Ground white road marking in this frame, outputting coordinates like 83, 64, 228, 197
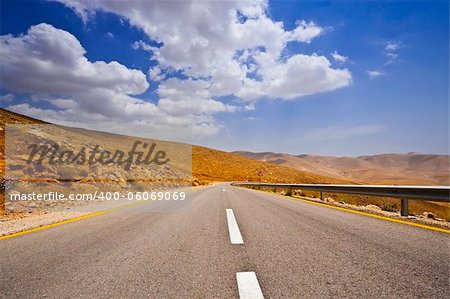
236, 272, 264, 299
226, 209, 244, 244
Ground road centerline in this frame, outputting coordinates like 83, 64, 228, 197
226, 208, 244, 244
236, 272, 264, 299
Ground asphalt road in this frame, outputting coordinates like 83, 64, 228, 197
1, 184, 449, 298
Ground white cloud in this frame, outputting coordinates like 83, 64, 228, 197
386, 52, 398, 59
0, 23, 148, 96
288, 20, 324, 43
55, 0, 351, 101
0, 93, 15, 103
258, 53, 351, 100
385, 52, 399, 65
0, 23, 219, 139
50, 98, 79, 109
148, 66, 165, 82
385, 41, 401, 51
367, 40, 402, 75
367, 70, 383, 79
105, 32, 114, 39
158, 78, 237, 116
244, 103, 256, 111
331, 50, 348, 63
132, 40, 158, 53
3, 1, 353, 138
192, 121, 222, 137
384, 40, 402, 64
303, 124, 386, 141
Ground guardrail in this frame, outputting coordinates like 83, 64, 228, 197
231, 183, 450, 216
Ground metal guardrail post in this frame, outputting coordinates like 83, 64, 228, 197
401, 199, 409, 216
320, 191, 324, 201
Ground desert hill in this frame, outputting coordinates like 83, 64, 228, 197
0, 108, 448, 219
234, 151, 450, 186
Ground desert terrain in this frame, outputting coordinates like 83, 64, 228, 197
1, 108, 449, 220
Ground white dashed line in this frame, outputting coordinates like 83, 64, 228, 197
226, 209, 244, 244
236, 272, 264, 299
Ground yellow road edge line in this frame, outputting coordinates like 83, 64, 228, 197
0, 201, 148, 241
245, 187, 450, 234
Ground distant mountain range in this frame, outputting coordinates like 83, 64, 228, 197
233, 151, 450, 186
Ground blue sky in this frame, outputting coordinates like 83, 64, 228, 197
0, 0, 448, 156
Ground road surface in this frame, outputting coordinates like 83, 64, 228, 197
1, 184, 448, 298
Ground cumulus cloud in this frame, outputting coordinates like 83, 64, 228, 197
132, 40, 158, 53
158, 78, 237, 116
288, 20, 324, 43
55, 0, 351, 100
50, 98, 79, 109
148, 66, 165, 82
367, 70, 383, 79
0, 23, 198, 139
259, 54, 351, 99
331, 50, 348, 63
0, 23, 148, 96
0, 23, 149, 119
244, 103, 256, 111
3, 0, 353, 138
